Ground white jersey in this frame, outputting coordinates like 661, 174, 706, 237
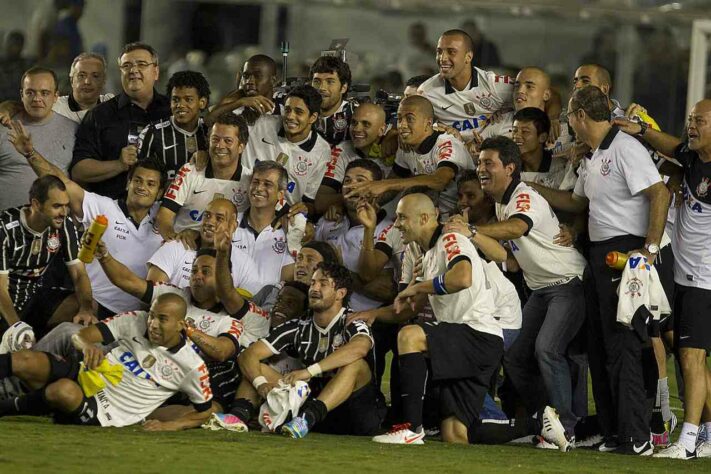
52, 93, 114, 123
495, 181, 586, 290
146, 240, 263, 296
416, 227, 502, 338
241, 115, 330, 205
479, 110, 514, 140
82, 192, 162, 313
146, 282, 267, 351
232, 211, 294, 288
393, 132, 473, 215
520, 150, 578, 191
314, 212, 395, 311
322, 141, 393, 191
161, 161, 252, 232
573, 127, 662, 242
482, 260, 522, 330
419, 67, 514, 142
94, 311, 212, 427
672, 144, 711, 289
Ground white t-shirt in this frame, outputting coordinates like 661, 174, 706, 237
314, 212, 395, 312
479, 110, 514, 140
408, 227, 502, 338
82, 192, 162, 313
393, 132, 473, 215
52, 93, 114, 123
146, 240, 263, 296
520, 150, 578, 191
495, 181, 586, 290
241, 115, 330, 205
573, 127, 662, 242
419, 67, 514, 142
161, 161, 252, 232
94, 311, 212, 427
322, 141, 393, 191
232, 211, 294, 288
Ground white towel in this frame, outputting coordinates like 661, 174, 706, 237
616, 252, 671, 331
258, 380, 311, 432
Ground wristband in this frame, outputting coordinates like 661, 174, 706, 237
252, 376, 268, 389
307, 363, 323, 378
433, 274, 448, 295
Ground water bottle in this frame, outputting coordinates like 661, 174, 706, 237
78, 215, 109, 263
606, 251, 628, 271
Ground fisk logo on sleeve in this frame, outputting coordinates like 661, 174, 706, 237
443, 233, 461, 261
515, 193, 531, 212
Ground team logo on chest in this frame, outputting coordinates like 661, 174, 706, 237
333, 113, 348, 132
625, 277, 643, 298
294, 156, 311, 176
232, 187, 247, 207
697, 177, 710, 197
600, 157, 612, 176
332, 333, 344, 349
46, 234, 60, 253
272, 236, 286, 254
159, 359, 180, 379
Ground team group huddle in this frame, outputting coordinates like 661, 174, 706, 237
0, 26, 710, 460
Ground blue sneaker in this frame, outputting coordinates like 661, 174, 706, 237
282, 416, 309, 439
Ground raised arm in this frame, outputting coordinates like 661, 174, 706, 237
95, 241, 149, 299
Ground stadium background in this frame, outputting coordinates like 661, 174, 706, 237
1, 0, 710, 471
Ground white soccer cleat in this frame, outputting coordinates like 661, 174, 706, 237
201, 413, 248, 432
0, 321, 35, 354
653, 441, 695, 460
540, 406, 571, 452
695, 441, 711, 458
372, 423, 425, 445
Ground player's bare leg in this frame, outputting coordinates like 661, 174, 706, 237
315, 359, 371, 410
0, 350, 52, 390
441, 416, 469, 444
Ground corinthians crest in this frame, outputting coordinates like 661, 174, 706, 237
600, 157, 612, 176
625, 277, 643, 298
697, 177, 710, 198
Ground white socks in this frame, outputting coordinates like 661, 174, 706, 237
679, 422, 699, 452
657, 377, 672, 422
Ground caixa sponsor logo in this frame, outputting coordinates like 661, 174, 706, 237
189, 209, 204, 222
287, 181, 296, 193
451, 115, 488, 132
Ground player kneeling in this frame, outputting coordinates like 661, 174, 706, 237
0, 293, 214, 430
233, 262, 383, 438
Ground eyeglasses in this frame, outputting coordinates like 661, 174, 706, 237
565, 108, 581, 118
119, 61, 156, 72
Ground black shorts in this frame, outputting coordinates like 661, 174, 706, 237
673, 284, 711, 352
206, 359, 240, 409
656, 244, 675, 333
421, 322, 503, 427
311, 381, 384, 436
19, 287, 73, 334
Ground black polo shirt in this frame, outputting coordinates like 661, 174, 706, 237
70, 91, 171, 199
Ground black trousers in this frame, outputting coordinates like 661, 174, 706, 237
586, 235, 657, 443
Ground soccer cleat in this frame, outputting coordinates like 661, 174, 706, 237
281, 415, 309, 439
651, 409, 670, 447
696, 441, 711, 458
653, 441, 695, 459
201, 413, 248, 432
540, 406, 570, 452
372, 423, 425, 445
616, 440, 654, 456
597, 437, 620, 452
534, 435, 560, 450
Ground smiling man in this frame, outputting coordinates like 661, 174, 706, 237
70, 42, 171, 199
310, 56, 354, 146
138, 71, 211, 181
54, 53, 114, 123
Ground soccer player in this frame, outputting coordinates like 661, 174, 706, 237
345, 95, 472, 217
0, 293, 214, 430
156, 112, 251, 249
404, 75, 429, 98
138, 71, 211, 181
6, 119, 166, 317
418, 29, 513, 142
531, 86, 669, 455
310, 56, 354, 146
207, 54, 280, 121
615, 99, 711, 459
240, 85, 331, 213
0, 175, 95, 336
351, 193, 506, 444
232, 160, 295, 287
473, 136, 586, 445
147, 197, 262, 295
233, 262, 381, 438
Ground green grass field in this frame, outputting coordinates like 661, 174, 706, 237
1, 360, 707, 473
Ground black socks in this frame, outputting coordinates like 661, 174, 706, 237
399, 352, 428, 431
301, 399, 327, 429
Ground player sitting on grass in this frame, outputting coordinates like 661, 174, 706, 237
0, 293, 214, 430
232, 262, 383, 438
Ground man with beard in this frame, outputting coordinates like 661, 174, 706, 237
70, 42, 171, 199
310, 56, 354, 146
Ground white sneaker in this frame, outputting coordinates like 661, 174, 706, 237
653, 441, 695, 460
534, 435, 559, 450
696, 441, 711, 458
540, 406, 571, 452
373, 424, 425, 445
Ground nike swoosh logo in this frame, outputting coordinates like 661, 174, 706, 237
115, 221, 125, 225
132, 336, 145, 345
611, 277, 621, 282
632, 443, 648, 454
13, 245, 25, 251
441, 105, 453, 111
680, 336, 691, 339
261, 137, 275, 145
193, 190, 207, 195
163, 143, 178, 150
404, 435, 421, 443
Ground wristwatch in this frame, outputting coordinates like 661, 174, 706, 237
635, 121, 649, 138
23, 148, 36, 159
644, 243, 660, 255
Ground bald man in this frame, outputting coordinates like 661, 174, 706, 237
0, 293, 215, 430
345, 95, 472, 217
351, 193, 565, 447
616, 99, 711, 459
208, 54, 280, 123
418, 29, 514, 142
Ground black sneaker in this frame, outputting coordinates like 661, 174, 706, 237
616, 440, 654, 456
597, 436, 620, 452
